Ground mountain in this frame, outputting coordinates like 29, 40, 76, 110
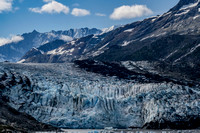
20, 32, 109, 63
19, 40, 66, 63
92, 0, 200, 62
2, 0, 200, 130
20, 0, 200, 82
170, 0, 197, 11
22, 0, 200, 62
19, 25, 120, 63
101, 25, 123, 34
0, 28, 102, 62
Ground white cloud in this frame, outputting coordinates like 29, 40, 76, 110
29, 0, 69, 14
71, 8, 90, 17
60, 35, 73, 42
110, 5, 153, 20
95, 13, 106, 17
0, 0, 13, 13
0, 35, 24, 46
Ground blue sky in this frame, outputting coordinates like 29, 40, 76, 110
0, 0, 179, 37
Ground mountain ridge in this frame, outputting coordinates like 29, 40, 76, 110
169, 0, 199, 11
21, 0, 200, 66
18, 0, 200, 84
0, 28, 102, 62
2, 0, 200, 130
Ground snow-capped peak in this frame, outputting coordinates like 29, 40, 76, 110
170, 0, 199, 12
180, 0, 200, 10
101, 25, 122, 34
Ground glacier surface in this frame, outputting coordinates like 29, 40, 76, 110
0, 62, 200, 129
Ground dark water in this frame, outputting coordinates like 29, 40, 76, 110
35, 129, 200, 133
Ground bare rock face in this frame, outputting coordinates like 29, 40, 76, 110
0, 62, 200, 129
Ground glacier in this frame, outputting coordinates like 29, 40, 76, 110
0, 62, 200, 129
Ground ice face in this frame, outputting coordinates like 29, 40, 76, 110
0, 62, 200, 129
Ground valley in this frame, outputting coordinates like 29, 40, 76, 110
1, 0, 200, 132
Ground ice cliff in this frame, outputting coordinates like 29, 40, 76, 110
0, 62, 200, 129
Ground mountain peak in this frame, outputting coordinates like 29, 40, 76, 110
170, 0, 199, 11
32, 29, 39, 34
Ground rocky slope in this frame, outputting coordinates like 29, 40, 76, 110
20, 0, 200, 67
0, 28, 101, 62
2, 0, 200, 130
0, 101, 58, 132
20, 33, 108, 63
0, 62, 200, 129
88, 0, 200, 65
19, 0, 200, 85
19, 25, 120, 63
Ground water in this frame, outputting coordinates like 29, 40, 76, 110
35, 129, 200, 133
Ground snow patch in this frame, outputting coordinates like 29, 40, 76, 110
98, 43, 109, 51
121, 41, 131, 47
47, 47, 64, 55
46, 32, 56, 38
150, 12, 171, 23
155, 32, 166, 37
91, 43, 110, 56
193, 15, 200, 19
47, 47, 75, 55
92, 50, 105, 57
140, 34, 155, 41
124, 28, 134, 32
92, 35, 98, 39
122, 61, 159, 74
163, 50, 178, 61
71, 41, 76, 45
69, 48, 75, 53
174, 44, 200, 63
180, 0, 200, 10
163, 11, 172, 16
140, 32, 166, 41
17, 59, 26, 63
175, 10, 190, 16
60, 35, 73, 42
102, 26, 116, 34
151, 18, 157, 22
101, 25, 122, 35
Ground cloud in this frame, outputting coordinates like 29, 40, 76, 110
29, 0, 69, 14
110, 5, 153, 20
0, 0, 13, 13
95, 13, 106, 17
71, 8, 90, 17
0, 35, 24, 46
60, 35, 73, 42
